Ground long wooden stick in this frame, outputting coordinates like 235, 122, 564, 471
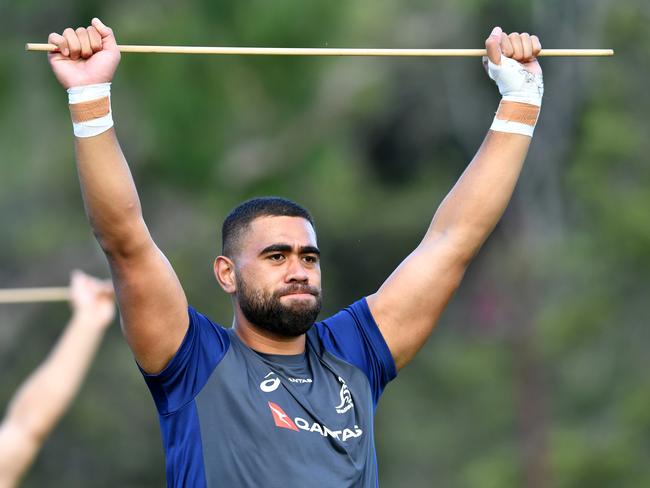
0, 287, 70, 304
25, 44, 614, 57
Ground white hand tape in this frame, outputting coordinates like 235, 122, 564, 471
487, 56, 543, 106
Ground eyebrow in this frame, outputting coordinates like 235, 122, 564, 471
259, 244, 321, 256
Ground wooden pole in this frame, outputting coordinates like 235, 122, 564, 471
0, 287, 71, 304
25, 44, 615, 57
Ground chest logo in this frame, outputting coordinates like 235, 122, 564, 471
268, 402, 299, 431
335, 376, 354, 414
267, 402, 363, 441
260, 372, 281, 393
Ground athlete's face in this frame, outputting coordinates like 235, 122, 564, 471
233, 216, 322, 337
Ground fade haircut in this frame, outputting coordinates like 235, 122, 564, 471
221, 197, 315, 258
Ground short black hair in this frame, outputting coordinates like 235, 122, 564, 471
221, 197, 315, 258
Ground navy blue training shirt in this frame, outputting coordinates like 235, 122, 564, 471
141, 298, 397, 487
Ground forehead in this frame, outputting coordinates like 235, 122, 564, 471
241, 215, 317, 253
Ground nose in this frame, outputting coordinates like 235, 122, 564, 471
285, 256, 309, 283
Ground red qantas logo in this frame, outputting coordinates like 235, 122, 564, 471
268, 401, 299, 431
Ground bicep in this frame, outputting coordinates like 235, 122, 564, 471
367, 236, 469, 370
108, 238, 188, 374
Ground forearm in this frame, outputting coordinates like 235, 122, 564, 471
35, 314, 105, 402
49, 21, 145, 256
425, 130, 531, 256
368, 28, 545, 371
74, 128, 150, 255
0, 423, 36, 488
423, 29, 544, 257
0, 314, 107, 486
6, 314, 106, 433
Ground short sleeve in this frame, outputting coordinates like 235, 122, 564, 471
315, 298, 397, 406
140, 307, 230, 415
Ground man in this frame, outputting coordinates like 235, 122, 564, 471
45, 18, 543, 487
0, 271, 115, 488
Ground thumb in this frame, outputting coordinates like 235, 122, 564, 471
485, 26, 502, 65
91, 17, 117, 47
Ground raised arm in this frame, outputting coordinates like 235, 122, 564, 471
367, 27, 544, 370
0, 271, 114, 488
46, 18, 188, 373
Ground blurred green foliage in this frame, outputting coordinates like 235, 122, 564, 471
1, 0, 649, 486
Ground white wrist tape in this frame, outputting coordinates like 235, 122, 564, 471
490, 116, 538, 137
67, 83, 113, 138
486, 56, 543, 137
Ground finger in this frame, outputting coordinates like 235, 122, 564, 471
101, 279, 114, 289
500, 32, 514, 58
520, 32, 533, 60
76, 27, 92, 59
100, 282, 116, 298
87, 26, 102, 52
531, 35, 542, 58
484, 26, 503, 65
69, 269, 83, 294
508, 32, 523, 61
47, 32, 69, 57
63, 27, 81, 60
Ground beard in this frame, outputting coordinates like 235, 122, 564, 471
236, 274, 322, 338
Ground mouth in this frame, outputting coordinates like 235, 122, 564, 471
281, 292, 316, 299
278, 286, 319, 299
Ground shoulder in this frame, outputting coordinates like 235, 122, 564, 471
315, 298, 397, 402
188, 306, 229, 336
315, 298, 381, 343
141, 306, 231, 414
184, 306, 231, 359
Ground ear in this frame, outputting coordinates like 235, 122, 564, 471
214, 256, 237, 293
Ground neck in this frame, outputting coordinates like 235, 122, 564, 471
232, 313, 307, 355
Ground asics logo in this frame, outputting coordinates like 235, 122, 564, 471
260, 372, 281, 393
